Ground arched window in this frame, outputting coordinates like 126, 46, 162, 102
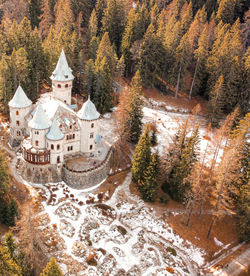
57, 156, 60, 163
70, 125, 72, 129
16, 110, 19, 116
35, 140, 39, 146
90, 145, 93, 150
58, 84, 61, 88
73, 134, 75, 139
90, 133, 94, 139
16, 120, 20, 126
65, 84, 68, 88
17, 130, 21, 136
91, 123, 94, 128
57, 144, 60, 150
51, 144, 54, 150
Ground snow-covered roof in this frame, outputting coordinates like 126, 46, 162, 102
46, 119, 64, 141
8, 85, 32, 108
28, 104, 51, 130
77, 98, 100, 121
50, 49, 74, 82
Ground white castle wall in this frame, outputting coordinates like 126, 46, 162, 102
52, 80, 72, 105
79, 119, 99, 153
31, 128, 49, 149
9, 105, 32, 139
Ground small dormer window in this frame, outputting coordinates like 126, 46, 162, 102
16, 111, 19, 116
91, 123, 94, 128
70, 125, 72, 129
58, 84, 61, 88
65, 84, 68, 88
65, 75, 68, 79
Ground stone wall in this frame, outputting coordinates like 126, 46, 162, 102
18, 159, 62, 184
62, 147, 114, 189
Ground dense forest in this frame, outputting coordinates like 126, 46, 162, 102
0, 0, 249, 120
0, 0, 249, 274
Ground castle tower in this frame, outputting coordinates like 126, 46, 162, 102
28, 104, 51, 149
50, 49, 74, 105
46, 119, 64, 164
77, 98, 100, 153
8, 85, 32, 144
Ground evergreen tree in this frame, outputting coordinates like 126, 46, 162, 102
131, 125, 151, 183
140, 151, 160, 202
40, 257, 63, 276
126, 70, 143, 143
151, 130, 157, 146
95, 0, 105, 33
87, 9, 98, 44
94, 56, 113, 114
54, 0, 74, 34
95, 32, 118, 77
0, 152, 10, 198
180, 1, 193, 34
88, 36, 100, 61
84, 59, 96, 99
39, 0, 55, 38
7, 199, 18, 227
217, 0, 236, 24
138, 23, 167, 87
229, 113, 250, 241
102, 0, 126, 54
207, 75, 226, 127
163, 120, 200, 202
27, 0, 42, 28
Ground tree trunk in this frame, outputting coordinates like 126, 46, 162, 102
175, 65, 181, 99
189, 59, 199, 100
198, 136, 224, 220
207, 215, 217, 239
186, 204, 193, 227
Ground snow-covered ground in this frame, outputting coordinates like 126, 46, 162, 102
25, 173, 206, 275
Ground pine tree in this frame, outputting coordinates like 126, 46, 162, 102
217, 0, 236, 24
102, 0, 126, 54
27, 0, 42, 28
0, 152, 10, 198
7, 199, 18, 227
131, 125, 151, 183
126, 70, 143, 143
84, 59, 96, 99
138, 23, 167, 87
229, 113, 250, 241
54, 0, 74, 34
95, 32, 118, 77
95, 0, 105, 33
207, 75, 226, 127
180, 1, 193, 34
39, 0, 54, 39
163, 120, 200, 202
151, 130, 157, 146
88, 36, 100, 61
87, 9, 98, 44
94, 57, 113, 114
40, 257, 63, 276
140, 151, 160, 202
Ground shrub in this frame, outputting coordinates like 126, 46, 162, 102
160, 194, 170, 204
166, 247, 177, 256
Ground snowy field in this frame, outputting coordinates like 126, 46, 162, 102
27, 173, 206, 275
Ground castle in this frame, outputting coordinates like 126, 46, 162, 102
9, 50, 113, 188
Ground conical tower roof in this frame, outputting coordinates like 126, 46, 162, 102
8, 85, 32, 108
50, 49, 74, 82
77, 98, 100, 121
29, 104, 51, 130
46, 118, 64, 141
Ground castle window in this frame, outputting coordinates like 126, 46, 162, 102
57, 144, 60, 150
16, 111, 19, 116
16, 120, 20, 126
90, 133, 94, 139
73, 134, 75, 139
65, 84, 68, 88
57, 156, 60, 163
71, 146, 73, 151
35, 140, 39, 146
90, 145, 93, 150
17, 130, 21, 136
58, 84, 61, 88
65, 75, 68, 79
91, 123, 94, 128
51, 144, 54, 150
70, 125, 72, 129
